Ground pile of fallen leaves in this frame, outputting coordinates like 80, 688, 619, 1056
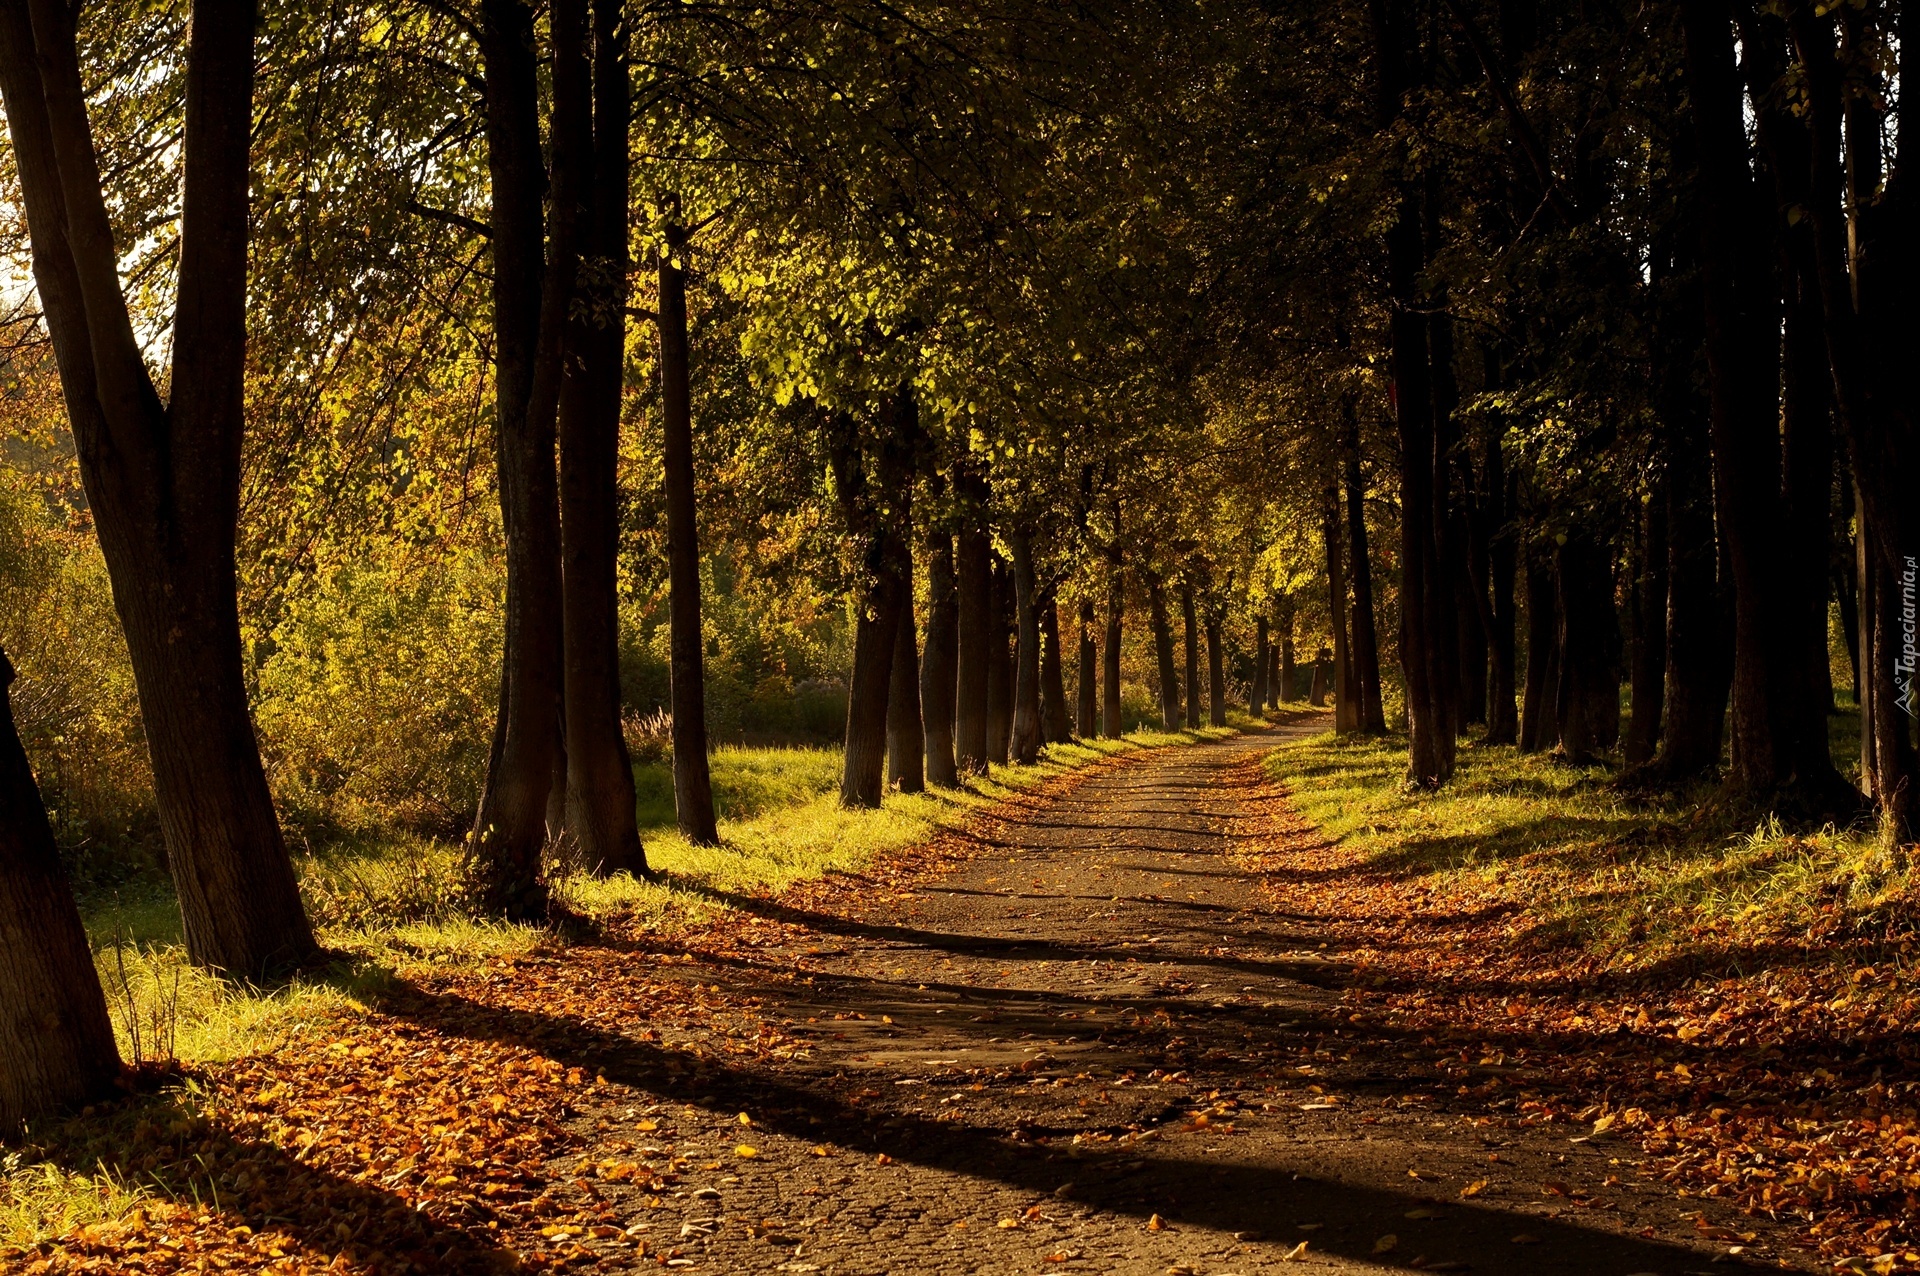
1235, 758, 1920, 1273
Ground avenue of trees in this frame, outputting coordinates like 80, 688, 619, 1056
0, 0, 1912, 1126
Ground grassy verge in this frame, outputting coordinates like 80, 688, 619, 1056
0, 718, 1247, 1246
1267, 719, 1906, 974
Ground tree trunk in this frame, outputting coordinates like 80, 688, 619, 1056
987, 554, 1013, 765
0, 647, 121, 1130
953, 486, 992, 772
1480, 432, 1518, 743
655, 230, 719, 843
1181, 583, 1202, 728
920, 529, 959, 787
1345, 439, 1388, 733
1309, 654, 1328, 706
1008, 535, 1044, 763
1206, 614, 1227, 726
1624, 481, 1670, 768
1149, 577, 1180, 730
1040, 592, 1073, 743
0, 0, 316, 971
1658, 426, 1734, 779
1102, 574, 1124, 737
1269, 643, 1285, 709
1678, 0, 1839, 799
887, 553, 924, 793
1076, 599, 1098, 738
558, 0, 644, 876
1252, 616, 1269, 712
1833, 478, 1860, 705
833, 402, 913, 809
1518, 551, 1559, 753
1323, 496, 1354, 731
468, 0, 594, 913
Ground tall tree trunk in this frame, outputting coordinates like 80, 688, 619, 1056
1040, 592, 1073, 743
1252, 616, 1269, 712
1009, 535, 1044, 763
469, 0, 593, 913
1345, 442, 1388, 733
559, 0, 644, 876
887, 555, 924, 793
1076, 599, 1098, 738
654, 229, 719, 843
1833, 477, 1861, 705
1181, 583, 1202, 728
1323, 495, 1354, 731
1102, 574, 1124, 737
1206, 613, 1227, 727
1518, 551, 1559, 753
953, 480, 992, 772
921, 529, 959, 787
1624, 481, 1670, 768
833, 402, 913, 808
1149, 577, 1180, 730
1678, 0, 1839, 799
987, 555, 1013, 765
1480, 432, 1518, 743
1275, 637, 1290, 708
0, 647, 121, 1129
0, 0, 315, 970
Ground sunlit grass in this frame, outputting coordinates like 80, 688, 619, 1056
1267, 725, 1902, 966
0, 1151, 150, 1248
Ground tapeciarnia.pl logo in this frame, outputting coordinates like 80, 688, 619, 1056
1900, 556, 1919, 719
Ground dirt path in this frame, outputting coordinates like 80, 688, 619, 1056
495, 726, 1803, 1275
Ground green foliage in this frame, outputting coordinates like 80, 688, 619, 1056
254, 554, 503, 838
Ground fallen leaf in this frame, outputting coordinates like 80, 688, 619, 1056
1148, 1213, 1167, 1232
735, 1145, 759, 1158
875, 1152, 893, 1166
1459, 1179, 1488, 1199
1372, 1233, 1399, 1254
1511, 1233, 1540, 1245
1405, 1208, 1440, 1219
1282, 1241, 1310, 1262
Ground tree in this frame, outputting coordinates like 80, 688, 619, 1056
0, 0, 316, 973
0, 645, 121, 1129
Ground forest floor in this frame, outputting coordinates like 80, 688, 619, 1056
10, 715, 1912, 1275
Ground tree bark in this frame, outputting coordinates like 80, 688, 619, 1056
1252, 616, 1269, 712
1518, 550, 1559, 753
920, 529, 959, 787
1149, 577, 1180, 730
558, 0, 645, 876
1180, 583, 1202, 728
1480, 431, 1518, 743
655, 229, 719, 843
0, 0, 315, 971
1323, 495, 1354, 731
0, 647, 121, 1130
1274, 637, 1289, 708
1206, 613, 1227, 726
1076, 599, 1098, 738
1624, 483, 1670, 768
1678, 0, 1840, 799
987, 555, 1013, 765
1040, 592, 1073, 743
1346, 436, 1388, 733
1103, 574, 1125, 737
1008, 535, 1044, 763
887, 554, 924, 793
833, 403, 912, 809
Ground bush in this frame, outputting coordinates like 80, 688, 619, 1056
0, 479, 156, 885
254, 554, 501, 838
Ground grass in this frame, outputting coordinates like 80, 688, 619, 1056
1, 717, 1247, 1246
1266, 712, 1908, 969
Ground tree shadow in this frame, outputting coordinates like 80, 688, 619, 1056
361, 976, 1728, 1275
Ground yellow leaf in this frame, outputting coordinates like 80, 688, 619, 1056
738, 1112, 753, 1126
1372, 1233, 1398, 1254
636, 1119, 659, 1132
734, 1145, 759, 1158
1460, 1179, 1488, 1198
1147, 1213, 1167, 1232
1282, 1241, 1310, 1262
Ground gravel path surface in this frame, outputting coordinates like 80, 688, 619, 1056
508, 725, 1799, 1275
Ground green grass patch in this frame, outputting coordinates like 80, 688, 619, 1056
1266, 724, 1904, 968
